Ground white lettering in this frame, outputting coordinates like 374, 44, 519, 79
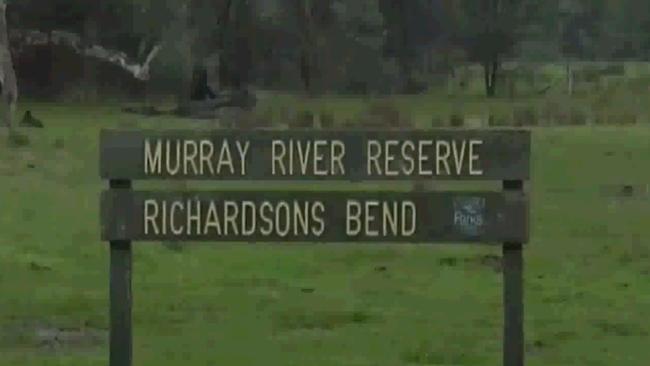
144, 200, 159, 235
365, 201, 380, 237
199, 140, 215, 175
165, 140, 181, 176
183, 140, 199, 175
331, 141, 346, 175
419, 140, 433, 175
401, 140, 415, 175
402, 201, 416, 236
144, 140, 162, 175
259, 202, 274, 236
384, 140, 399, 176
236, 141, 250, 176
346, 200, 362, 236
469, 139, 483, 176
276, 201, 291, 237
204, 201, 222, 235
313, 140, 328, 176
217, 140, 235, 175
242, 201, 256, 235
452, 140, 467, 175
436, 141, 451, 175
312, 201, 326, 236
170, 201, 184, 235
272, 141, 286, 175
367, 140, 382, 175
224, 201, 239, 235
186, 199, 201, 235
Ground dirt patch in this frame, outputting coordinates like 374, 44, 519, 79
0, 321, 106, 353
438, 254, 502, 273
600, 184, 650, 200
593, 320, 648, 337
526, 339, 548, 355
401, 340, 482, 365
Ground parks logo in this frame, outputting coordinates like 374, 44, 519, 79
453, 196, 486, 237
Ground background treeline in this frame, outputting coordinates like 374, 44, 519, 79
7, 0, 650, 101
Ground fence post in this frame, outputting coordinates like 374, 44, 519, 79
503, 179, 524, 366
109, 179, 133, 366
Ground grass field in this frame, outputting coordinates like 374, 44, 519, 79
1, 99, 650, 366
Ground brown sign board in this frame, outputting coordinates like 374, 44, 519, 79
99, 129, 530, 181
101, 190, 528, 244
99, 127, 531, 366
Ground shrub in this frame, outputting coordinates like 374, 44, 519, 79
8, 131, 30, 147
449, 113, 464, 127
367, 100, 401, 127
568, 108, 588, 126
611, 112, 637, 126
513, 105, 538, 127
488, 114, 509, 127
364, 100, 412, 128
431, 115, 444, 128
252, 108, 274, 128
319, 111, 335, 129
290, 110, 315, 128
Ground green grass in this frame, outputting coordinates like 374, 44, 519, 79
1, 99, 650, 365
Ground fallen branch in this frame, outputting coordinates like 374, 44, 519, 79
10, 29, 161, 81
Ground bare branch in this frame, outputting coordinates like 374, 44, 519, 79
10, 29, 162, 81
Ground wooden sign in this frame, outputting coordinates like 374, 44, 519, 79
101, 190, 528, 243
99, 129, 530, 181
99, 128, 531, 366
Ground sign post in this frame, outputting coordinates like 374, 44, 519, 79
99, 128, 531, 366
108, 179, 132, 366
503, 180, 524, 366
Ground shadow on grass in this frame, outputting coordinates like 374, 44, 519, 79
274, 308, 376, 331
400, 339, 484, 365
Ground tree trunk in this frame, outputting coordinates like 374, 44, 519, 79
0, 1, 17, 127
206, 52, 220, 94
566, 62, 574, 96
176, 3, 193, 113
296, 0, 313, 95
231, 0, 254, 92
490, 59, 498, 96
484, 59, 499, 97
483, 63, 490, 96
294, 0, 325, 96
300, 52, 312, 94
216, 0, 237, 92
177, 51, 193, 114
399, 59, 413, 93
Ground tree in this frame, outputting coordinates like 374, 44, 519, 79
8, 0, 162, 81
455, 0, 533, 97
603, 0, 650, 59
0, 0, 17, 127
286, 0, 335, 94
558, 0, 604, 95
6, 0, 248, 111
333, 0, 386, 93
378, 0, 440, 93
219, 0, 255, 91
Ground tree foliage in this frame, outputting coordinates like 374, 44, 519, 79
5, 0, 650, 99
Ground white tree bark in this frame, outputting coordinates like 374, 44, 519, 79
10, 29, 162, 81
